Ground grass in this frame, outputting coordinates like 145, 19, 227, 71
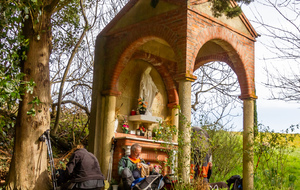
286, 133, 300, 189
253, 133, 300, 189
286, 147, 300, 189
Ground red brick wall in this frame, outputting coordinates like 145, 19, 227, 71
99, 0, 257, 102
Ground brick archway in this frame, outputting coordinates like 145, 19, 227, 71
190, 26, 256, 99
107, 26, 181, 105
194, 53, 235, 71
105, 23, 182, 91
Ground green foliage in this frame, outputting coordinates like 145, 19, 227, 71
286, 148, 300, 189
0, 0, 29, 109
152, 119, 178, 175
0, 0, 84, 147
190, 128, 210, 173
152, 110, 300, 189
205, 129, 243, 182
208, 0, 254, 18
26, 96, 41, 116
153, 111, 180, 179
191, 111, 244, 182
153, 111, 210, 189
0, 0, 36, 156
153, 121, 177, 141
253, 124, 299, 189
169, 179, 210, 190
51, 0, 82, 53
52, 106, 89, 147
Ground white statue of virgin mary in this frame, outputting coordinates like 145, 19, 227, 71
139, 67, 158, 115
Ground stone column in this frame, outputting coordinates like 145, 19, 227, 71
94, 96, 105, 167
178, 80, 192, 182
101, 95, 117, 177
243, 98, 254, 190
88, 36, 106, 162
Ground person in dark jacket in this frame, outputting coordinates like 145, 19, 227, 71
59, 145, 105, 190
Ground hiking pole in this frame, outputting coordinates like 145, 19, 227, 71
45, 130, 58, 190
40, 129, 58, 190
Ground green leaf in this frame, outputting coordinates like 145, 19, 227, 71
27, 108, 36, 116
32, 96, 41, 105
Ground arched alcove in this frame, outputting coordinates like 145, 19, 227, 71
107, 36, 179, 107
116, 60, 168, 133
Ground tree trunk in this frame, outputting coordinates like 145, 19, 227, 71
6, 11, 52, 190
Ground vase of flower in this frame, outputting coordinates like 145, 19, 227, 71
110, 179, 119, 190
122, 116, 129, 134
136, 129, 141, 136
138, 126, 146, 136
123, 129, 129, 134
138, 97, 147, 115
139, 109, 146, 115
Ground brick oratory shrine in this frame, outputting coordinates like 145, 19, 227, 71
89, 0, 258, 189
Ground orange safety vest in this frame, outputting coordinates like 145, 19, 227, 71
201, 164, 210, 178
190, 163, 211, 179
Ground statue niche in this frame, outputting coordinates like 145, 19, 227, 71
139, 66, 158, 116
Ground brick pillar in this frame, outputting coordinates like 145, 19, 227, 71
243, 98, 254, 190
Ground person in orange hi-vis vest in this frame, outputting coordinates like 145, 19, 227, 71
191, 127, 212, 182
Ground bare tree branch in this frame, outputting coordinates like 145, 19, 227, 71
52, 100, 90, 116
53, 0, 90, 134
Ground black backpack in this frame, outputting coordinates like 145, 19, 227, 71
226, 175, 243, 190
132, 174, 165, 190
232, 178, 242, 190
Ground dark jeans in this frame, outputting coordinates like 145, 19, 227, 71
121, 168, 135, 190
60, 180, 104, 190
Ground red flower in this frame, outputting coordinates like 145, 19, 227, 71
139, 126, 146, 132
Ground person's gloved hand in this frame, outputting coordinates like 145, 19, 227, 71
136, 162, 142, 169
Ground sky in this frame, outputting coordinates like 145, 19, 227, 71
232, 1, 300, 133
